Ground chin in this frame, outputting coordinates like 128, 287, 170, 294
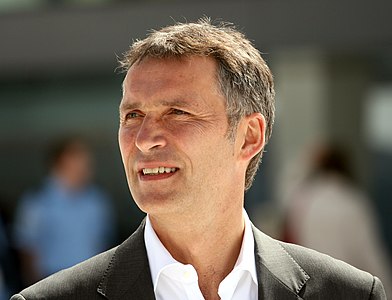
132, 193, 179, 215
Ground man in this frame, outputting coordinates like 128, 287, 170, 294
13, 137, 114, 286
11, 19, 386, 300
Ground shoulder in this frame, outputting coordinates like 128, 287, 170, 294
17, 180, 53, 208
283, 241, 386, 298
282, 241, 368, 283
13, 247, 117, 300
252, 226, 387, 299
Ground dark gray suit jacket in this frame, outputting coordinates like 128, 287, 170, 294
11, 219, 387, 299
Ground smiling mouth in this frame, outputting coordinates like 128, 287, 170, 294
142, 167, 177, 175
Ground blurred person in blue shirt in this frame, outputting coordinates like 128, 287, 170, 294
13, 136, 115, 286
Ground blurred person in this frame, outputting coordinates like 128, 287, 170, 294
284, 144, 392, 297
12, 19, 386, 299
13, 136, 114, 286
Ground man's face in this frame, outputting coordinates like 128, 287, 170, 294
118, 56, 244, 218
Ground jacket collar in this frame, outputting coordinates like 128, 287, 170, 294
97, 219, 309, 300
252, 224, 310, 299
97, 219, 155, 300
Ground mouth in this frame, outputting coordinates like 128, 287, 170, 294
141, 167, 178, 176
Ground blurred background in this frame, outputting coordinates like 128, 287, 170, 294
0, 0, 391, 297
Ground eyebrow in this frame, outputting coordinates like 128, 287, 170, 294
119, 99, 193, 113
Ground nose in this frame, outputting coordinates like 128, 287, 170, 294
135, 116, 167, 153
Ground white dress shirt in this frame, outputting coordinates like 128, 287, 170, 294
144, 210, 258, 300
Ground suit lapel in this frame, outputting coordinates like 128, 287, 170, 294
97, 219, 155, 300
96, 219, 309, 300
252, 225, 310, 299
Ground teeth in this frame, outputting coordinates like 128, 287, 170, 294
142, 167, 176, 175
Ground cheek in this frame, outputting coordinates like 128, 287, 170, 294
118, 127, 137, 161
189, 134, 234, 168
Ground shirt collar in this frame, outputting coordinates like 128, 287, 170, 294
145, 215, 180, 290
144, 209, 258, 290
233, 209, 258, 285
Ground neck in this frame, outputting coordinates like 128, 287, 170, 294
52, 170, 86, 191
149, 203, 245, 298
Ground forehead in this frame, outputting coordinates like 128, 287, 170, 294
121, 56, 222, 103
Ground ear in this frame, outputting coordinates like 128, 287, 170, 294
238, 113, 266, 162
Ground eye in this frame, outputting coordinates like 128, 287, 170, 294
170, 109, 189, 116
125, 111, 143, 119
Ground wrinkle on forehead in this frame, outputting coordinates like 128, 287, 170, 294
122, 56, 220, 90
120, 56, 224, 112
